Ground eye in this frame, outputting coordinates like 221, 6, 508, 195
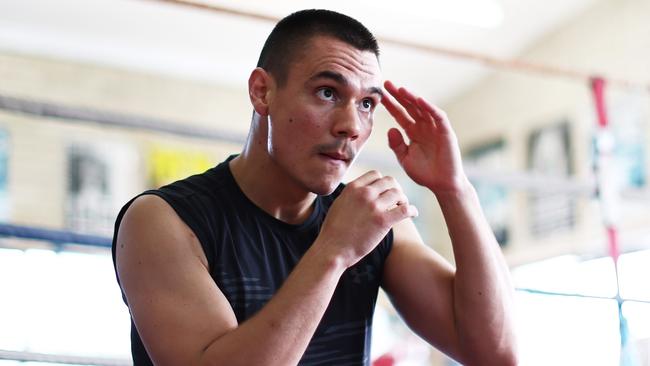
316, 87, 336, 102
359, 98, 375, 112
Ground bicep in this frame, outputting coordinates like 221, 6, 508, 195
382, 219, 462, 361
116, 195, 237, 366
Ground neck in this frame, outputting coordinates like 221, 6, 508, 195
229, 117, 317, 225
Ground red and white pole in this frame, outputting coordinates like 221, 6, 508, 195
591, 77, 638, 365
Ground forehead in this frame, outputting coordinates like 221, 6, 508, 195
290, 36, 381, 86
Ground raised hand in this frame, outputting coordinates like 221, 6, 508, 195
381, 80, 468, 194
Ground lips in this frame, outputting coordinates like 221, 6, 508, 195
322, 152, 348, 160
319, 151, 350, 163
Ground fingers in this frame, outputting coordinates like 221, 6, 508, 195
415, 97, 452, 133
350, 170, 383, 187
375, 186, 408, 209
386, 202, 419, 222
366, 176, 416, 213
397, 86, 426, 122
368, 175, 402, 194
381, 84, 414, 130
387, 128, 408, 162
346, 172, 417, 226
383, 80, 452, 133
385, 81, 424, 122
372, 179, 418, 221
375, 186, 418, 221
350, 172, 404, 200
383, 80, 429, 127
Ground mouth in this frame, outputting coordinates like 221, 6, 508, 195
318, 152, 351, 165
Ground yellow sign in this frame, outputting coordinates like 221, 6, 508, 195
148, 146, 214, 187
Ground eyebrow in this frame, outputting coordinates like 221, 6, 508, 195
309, 70, 384, 99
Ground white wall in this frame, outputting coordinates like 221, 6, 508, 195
443, 0, 650, 265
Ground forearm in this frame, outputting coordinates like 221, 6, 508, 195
199, 242, 346, 366
434, 179, 517, 365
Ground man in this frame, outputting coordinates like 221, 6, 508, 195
113, 9, 518, 366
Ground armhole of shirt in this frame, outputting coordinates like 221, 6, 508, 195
376, 228, 394, 288
112, 190, 215, 291
381, 228, 394, 261
143, 190, 216, 272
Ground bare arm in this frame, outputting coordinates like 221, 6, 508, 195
437, 180, 517, 365
116, 195, 344, 366
116, 171, 416, 365
384, 194, 517, 365
380, 80, 517, 365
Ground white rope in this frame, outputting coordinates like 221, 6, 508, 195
0, 349, 131, 366
2, 92, 649, 198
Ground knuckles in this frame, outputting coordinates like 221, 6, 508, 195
339, 172, 410, 227
384, 187, 400, 197
369, 170, 382, 179
372, 211, 389, 227
347, 180, 360, 190
356, 186, 374, 202
383, 175, 397, 186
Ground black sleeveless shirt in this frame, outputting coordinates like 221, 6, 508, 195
112, 156, 393, 365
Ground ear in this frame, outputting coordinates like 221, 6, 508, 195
248, 67, 274, 117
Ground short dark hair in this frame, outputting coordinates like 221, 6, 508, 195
256, 9, 380, 87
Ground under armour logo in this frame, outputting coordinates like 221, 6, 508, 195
349, 265, 375, 284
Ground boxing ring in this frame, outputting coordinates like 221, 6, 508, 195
0, 76, 647, 365
1, 2, 649, 365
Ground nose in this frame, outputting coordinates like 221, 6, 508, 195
332, 102, 362, 140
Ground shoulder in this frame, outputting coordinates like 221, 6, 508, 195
160, 164, 227, 198
153, 163, 236, 221
123, 193, 183, 224
113, 161, 237, 272
155, 155, 235, 200
114, 195, 238, 365
117, 194, 207, 268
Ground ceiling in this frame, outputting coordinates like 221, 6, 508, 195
0, 0, 603, 104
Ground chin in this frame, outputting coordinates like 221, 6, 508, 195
307, 177, 342, 196
297, 162, 347, 196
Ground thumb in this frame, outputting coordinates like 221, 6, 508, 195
387, 128, 408, 162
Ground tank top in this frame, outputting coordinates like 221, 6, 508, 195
112, 156, 393, 365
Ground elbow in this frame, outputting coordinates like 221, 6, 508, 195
464, 354, 518, 366
461, 344, 519, 366
497, 349, 519, 366
488, 346, 519, 366
485, 339, 519, 366
497, 329, 519, 366
193, 335, 232, 366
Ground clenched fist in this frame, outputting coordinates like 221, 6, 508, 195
316, 170, 418, 268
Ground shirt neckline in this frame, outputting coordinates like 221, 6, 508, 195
220, 155, 322, 232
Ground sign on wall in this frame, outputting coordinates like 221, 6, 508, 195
66, 144, 113, 236
527, 121, 576, 238
147, 145, 215, 188
65, 142, 140, 236
466, 139, 510, 246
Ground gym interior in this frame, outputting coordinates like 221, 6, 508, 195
0, 0, 649, 365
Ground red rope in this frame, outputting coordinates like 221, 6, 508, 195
591, 77, 609, 128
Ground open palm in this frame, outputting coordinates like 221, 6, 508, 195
381, 80, 467, 194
